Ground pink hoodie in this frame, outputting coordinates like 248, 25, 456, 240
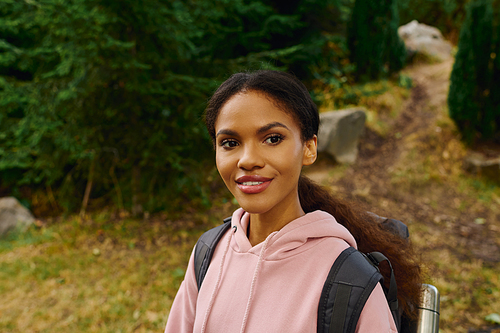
165, 208, 397, 333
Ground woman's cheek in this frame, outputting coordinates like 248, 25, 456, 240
216, 155, 231, 185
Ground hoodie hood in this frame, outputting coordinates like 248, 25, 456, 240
231, 208, 357, 260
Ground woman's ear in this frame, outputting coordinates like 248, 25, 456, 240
302, 135, 317, 166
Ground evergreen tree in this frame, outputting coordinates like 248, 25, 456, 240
0, 0, 344, 213
491, 20, 500, 141
448, 0, 493, 143
347, 0, 405, 82
386, 0, 406, 74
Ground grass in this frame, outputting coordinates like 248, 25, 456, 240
0, 211, 224, 332
313, 57, 500, 332
376, 69, 500, 332
2, 60, 500, 332
319, 77, 411, 141
409, 221, 500, 332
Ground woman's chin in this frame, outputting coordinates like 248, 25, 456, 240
236, 202, 271, 216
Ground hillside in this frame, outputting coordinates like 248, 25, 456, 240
305, 58, 500, 332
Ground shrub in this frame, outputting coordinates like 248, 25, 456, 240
447, 0, 497, 143
347, 0, 405, 82
0, 0, 346, 214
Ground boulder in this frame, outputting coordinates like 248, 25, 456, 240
398, 20, 453, 62
318, 108, 366, 164
0, 197, 35, 236
464, 153, 500, 183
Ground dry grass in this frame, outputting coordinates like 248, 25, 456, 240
2, 58, 500, 333
389, 110, 500, 332
0, 210, 233, 333
307, 57, 500, 332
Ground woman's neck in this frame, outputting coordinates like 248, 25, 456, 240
247, 205, 305, 246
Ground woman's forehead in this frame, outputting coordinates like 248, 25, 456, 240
216, 91, 299, 129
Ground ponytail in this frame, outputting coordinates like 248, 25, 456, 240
299, 175, 423, 319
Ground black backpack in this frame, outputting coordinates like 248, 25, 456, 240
193, 214, 408, 333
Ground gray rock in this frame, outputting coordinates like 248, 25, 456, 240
398, 20, 453, 62
318, 108, 366, 164
0, 197, 35, 236
464, 153, 500, 183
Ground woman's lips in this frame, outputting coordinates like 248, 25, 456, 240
236, 176, 272, 194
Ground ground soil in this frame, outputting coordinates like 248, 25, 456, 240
304, 58, 500, 332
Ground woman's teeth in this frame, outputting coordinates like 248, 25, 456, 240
242, 181, 264, 186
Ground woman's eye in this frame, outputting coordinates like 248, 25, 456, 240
220, 139, 238, 148
265, 135, 283, 145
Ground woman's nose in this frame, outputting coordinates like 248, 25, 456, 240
237, 144, 264, 170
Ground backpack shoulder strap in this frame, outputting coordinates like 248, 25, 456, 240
194, 217, 232, 290
366, 251, 401, 331
317, 247, 385, 333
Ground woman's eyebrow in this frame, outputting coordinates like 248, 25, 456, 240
216, 129, 238, 137
257, 122, 289, 134
216, 122, 289, 138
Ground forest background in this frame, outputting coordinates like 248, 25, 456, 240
0, 0, 488, 216
2, 0, 500, 332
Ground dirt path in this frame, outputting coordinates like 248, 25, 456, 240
304, 58, 500, 332
351, 59, 453, 188
306, 58, 456, 211
310, 58, 499, 262
306, 59, 453, 185
306, 57, 499, 255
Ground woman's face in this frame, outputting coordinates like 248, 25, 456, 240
214, 91, 317, 218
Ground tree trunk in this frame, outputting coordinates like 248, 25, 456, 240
131, 165, 143, 217
80, 153, 95, 218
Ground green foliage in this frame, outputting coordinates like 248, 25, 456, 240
0, 0, 346, 214
347, 0, 406, 82
1, 0, 218, 212
448, 0, 500, 143
387, 1, 406, 73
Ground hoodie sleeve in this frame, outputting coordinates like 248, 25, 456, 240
164, 248, 198, 333
355, 283, 398, 333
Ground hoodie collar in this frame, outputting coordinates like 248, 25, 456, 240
230, 208, 357, 259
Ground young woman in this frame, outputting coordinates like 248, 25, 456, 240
165, 70, 422, 333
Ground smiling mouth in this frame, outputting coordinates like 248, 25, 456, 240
236, 177, 272, 194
